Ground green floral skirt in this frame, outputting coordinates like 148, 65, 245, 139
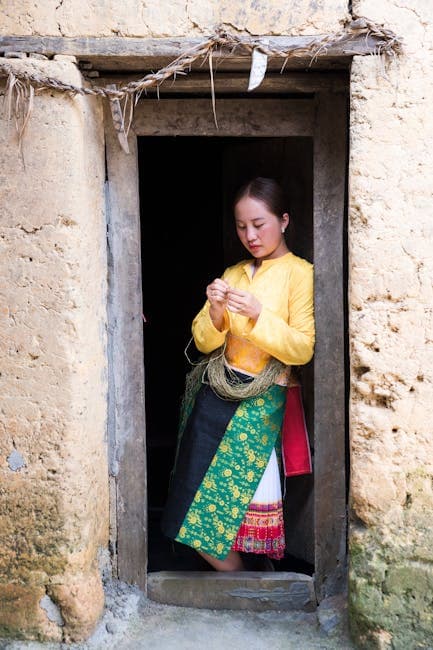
161, 376, 286, 560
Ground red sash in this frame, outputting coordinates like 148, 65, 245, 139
281, 385, 312, 477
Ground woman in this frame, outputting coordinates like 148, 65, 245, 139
161, 177, 315, 571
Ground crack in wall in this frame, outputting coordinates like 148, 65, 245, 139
219, 20, 254, 35
55, 0, 65, 36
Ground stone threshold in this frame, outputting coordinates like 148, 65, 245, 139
147, 571, 317, 612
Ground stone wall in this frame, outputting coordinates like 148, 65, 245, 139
0, 0, 348, 37
348, 1, 433, 647
0, 58, 108, 641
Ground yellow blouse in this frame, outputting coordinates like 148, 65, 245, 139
192, 251, 315, 373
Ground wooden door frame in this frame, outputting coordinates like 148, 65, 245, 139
104, 82, 348, 602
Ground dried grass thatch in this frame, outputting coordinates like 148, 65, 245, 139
0, 19, 403, 150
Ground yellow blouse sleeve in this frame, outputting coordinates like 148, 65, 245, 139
191, 301, 229, 353
245, 262, 315, 366
191, 268, 231, 354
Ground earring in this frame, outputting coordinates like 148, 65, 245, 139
281, 228, 285, 233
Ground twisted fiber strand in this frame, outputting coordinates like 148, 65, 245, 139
183, 343, 287, 402
0, 20, 402, 100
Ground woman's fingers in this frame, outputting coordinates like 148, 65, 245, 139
208, 282, 261, 316
214, 278, 230, 289
227, 289, 248, 307
227, 288, 244, 298
207, 279, 230, 304
227, 298, 246, 312
227, 296, 243, 307
227, 290, 261, 321
211, 279, 230, 294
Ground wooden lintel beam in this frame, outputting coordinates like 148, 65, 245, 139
96, 71, 349, 94
0, 34, 385, 61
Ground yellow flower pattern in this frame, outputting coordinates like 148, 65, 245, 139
175, 385, 285, 559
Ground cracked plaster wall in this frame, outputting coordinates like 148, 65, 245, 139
349, 1, 433, 648
0, 0, 349, 37
0, 57, 108, 642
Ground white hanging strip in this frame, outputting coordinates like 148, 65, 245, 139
247, 41, 268, 92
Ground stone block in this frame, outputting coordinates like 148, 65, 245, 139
147, 571, 316, 612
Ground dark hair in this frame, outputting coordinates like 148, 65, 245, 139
233, 177, 287, 220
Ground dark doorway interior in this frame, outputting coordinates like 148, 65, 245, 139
138, 136, 314, 574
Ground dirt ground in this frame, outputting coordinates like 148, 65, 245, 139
0, 579, 356, 650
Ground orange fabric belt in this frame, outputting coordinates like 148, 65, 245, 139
225, 333, 296, 387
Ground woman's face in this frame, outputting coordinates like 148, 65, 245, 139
234, 195, 289, 261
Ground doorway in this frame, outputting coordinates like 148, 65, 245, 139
105, 88, 348, 605
138, 136, 314, 575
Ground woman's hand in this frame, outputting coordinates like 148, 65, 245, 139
206, 278, 230, 306
227, 288, 262, 323
206, 278, 230, 331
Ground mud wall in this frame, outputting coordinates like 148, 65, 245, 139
348, 2, 433, 647
0, 57, 108, 642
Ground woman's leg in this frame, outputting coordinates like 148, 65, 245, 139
198, 549, 245, 571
